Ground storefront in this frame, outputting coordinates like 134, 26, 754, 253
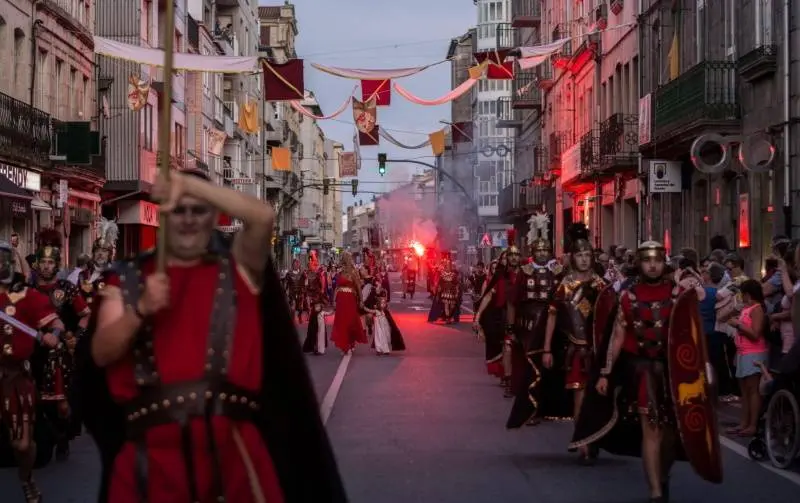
116, 200, 160, 255
0, 163, 47, 255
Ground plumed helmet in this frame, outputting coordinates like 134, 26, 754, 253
526, 212, 551, 252
93, 217, 119, 253
506, 228, 520, 254
35, 228, 63, 263
565, 222, 592, 254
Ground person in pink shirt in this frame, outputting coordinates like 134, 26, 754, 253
726, 279, 769, 437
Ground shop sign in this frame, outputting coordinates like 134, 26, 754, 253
0, 163, 41, 192
648, 160, 681, 193
140, 201, 159, 226
117, 200, 160, 227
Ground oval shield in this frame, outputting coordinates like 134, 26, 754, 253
667, 288, 723, 483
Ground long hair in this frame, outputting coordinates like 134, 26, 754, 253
340, 252, 362, 292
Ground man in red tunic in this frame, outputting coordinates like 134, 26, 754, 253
0, 240, 64, 502
570, 241, 701, 503
76, 170, 346, 503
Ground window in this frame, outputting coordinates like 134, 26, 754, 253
174, 123, 184, 157
143, 104, 154, 151
724, 0, 736, 57
82, 75, 89, 120
756, 0, 773, 45
696, 0, 706, 62
54, 59, 63, 117
69, 68, 77, 118
37, 50, 49, 111
143, 0, 153, 45
13, 28, 24, 98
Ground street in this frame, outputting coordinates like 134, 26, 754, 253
2, 274, 800, 502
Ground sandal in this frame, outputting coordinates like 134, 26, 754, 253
22, 479, 42, 503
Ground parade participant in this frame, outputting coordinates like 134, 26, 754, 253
474, 259, 506, 382
0, 240, 64, 502
29, 229, 91, 461
75, 170, 346, 503
367, 289, 406, 356
302, 262, 328, 355
570, 241, 721, 502
542, 223, 606, 463
470, 262, 487, 309
506, 214, 565, 428
428, 253, 461, 324
77, 219, 118, 306
331, 252, 368, 354
402, 256, 418, 299
284, 258, 307, 324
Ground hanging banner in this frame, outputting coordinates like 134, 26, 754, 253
262, 59, 305, 101
361, 79, 391, 106
358, 125, 380, 146
339, 152, 357, 177
311, 62, 437, 80
353, 98, 377, 134
393, 78, 477, 106
127, 75, 150, 111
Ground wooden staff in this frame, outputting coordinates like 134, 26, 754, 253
156, 0, 177, 272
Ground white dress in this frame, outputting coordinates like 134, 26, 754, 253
372, 310, 392, 354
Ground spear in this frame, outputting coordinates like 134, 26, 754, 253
156, 0, 176, 272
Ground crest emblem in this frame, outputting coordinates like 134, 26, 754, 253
3, 325, 12, 335
52, 289, 65, 306
4, 305, 16, 317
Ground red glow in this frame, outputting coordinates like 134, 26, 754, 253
767, 205, 774, 213
703, 215, 710, 222
410, 241, 425, 257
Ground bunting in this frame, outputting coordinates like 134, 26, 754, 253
271, 147, 291, 171
359, 125, 380, 146
353, 98, 377, 134
127, 74, 150, 111
262, 59, 305, 101
311, 62, 437, 80
238, 100, 259, 134
339, 152, 358, 177
429, 130, 446, 156
451, 122, 473, 144
379, 128, 431, 149
393, 78, 477, 106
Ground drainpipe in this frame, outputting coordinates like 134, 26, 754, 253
783, 0, 792, 236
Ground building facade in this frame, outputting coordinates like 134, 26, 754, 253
0, 0, 105, 264
323, 139, 344, 249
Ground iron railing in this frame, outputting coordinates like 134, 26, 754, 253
549, 131, 571, 171
653, 61, 740, 138
512, 70, 541, 109
496, 97, 520, 124
737, 45, 778, 82
0, 91, 52, 161
599, 113, 639, 162
580, 130, 600, 174
496, 23, 515, 50
512, 0, 542, 27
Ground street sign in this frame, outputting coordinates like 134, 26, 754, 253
480, 233, 492, 247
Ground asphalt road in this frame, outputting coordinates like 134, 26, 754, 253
2, 272, 799, 502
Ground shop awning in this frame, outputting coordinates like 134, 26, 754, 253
31, 196, 51, 211
0, 174, 32, 200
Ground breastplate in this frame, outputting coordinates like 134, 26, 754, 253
524, 269, 555, 300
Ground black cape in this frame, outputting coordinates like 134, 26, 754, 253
70, 248, 348, 502
370, 309, 406, 351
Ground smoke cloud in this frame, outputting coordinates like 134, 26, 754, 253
375, 176, 437, 248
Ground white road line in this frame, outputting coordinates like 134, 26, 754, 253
320, 352, 352, 425
718, 435, 800, 486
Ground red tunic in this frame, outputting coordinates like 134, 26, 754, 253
330, 276, 367, 352
104, 259, 285, 503
0, 288, 58, 437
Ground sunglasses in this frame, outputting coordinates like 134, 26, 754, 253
171, 205, 212, 216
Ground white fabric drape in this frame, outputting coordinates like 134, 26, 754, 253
379, 128, 431, 149
311, 62, 439, 80
94, 36, 259, 73
372, 312, 392, 354
393, 78, 477, 106
517, 38, 570, 70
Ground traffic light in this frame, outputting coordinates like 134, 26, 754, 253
323, 177, 330, 195
351, 178, 358, 196
377, 153, 387, 176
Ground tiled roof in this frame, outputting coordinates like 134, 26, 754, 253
258, 6, 282, 19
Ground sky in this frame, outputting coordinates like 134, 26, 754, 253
260, 0, 475, 209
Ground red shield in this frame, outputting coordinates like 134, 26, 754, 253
668, 288, 723, 483
592, 284, 617, 351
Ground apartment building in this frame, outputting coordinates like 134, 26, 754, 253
299, 94, 325, 247
443, 29, 479, 261
97, 0, 189, 254
497, 0, 546, 254
474, 0, 516, 248
0, 0, 105, 263
322, 139, 344, 250
638, 0, 798, 271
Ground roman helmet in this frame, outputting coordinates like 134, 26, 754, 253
506, 228, 520, 255
35, 228, 63, 266
637, 240, 667, 260
93, 217, 119, 254
565, 222, 592, 254
526, 212, 551, 254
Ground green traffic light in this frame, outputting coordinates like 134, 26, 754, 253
378, 166, 386, 176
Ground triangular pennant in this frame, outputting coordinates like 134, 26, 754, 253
487, 61, 515, 80
451, 122, 473, 144
429, 130, 445, 156
361, 79, 391, 106
473, 49, 509, 65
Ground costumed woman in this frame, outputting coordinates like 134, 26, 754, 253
330, 252, 368, 354
29, 229, 91, 462
543, 223, 607, 463
73, 168, 347, 503
506, 214, 567, 428
367, 289, 406, 355
569, 241, 722, 503
474, 258, 509, 388
302, 252, 328, 355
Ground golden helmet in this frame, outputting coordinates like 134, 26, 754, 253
637, 240, 667, 259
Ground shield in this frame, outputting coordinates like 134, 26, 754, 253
667, 288, 723, 484
592, 284, 617, 351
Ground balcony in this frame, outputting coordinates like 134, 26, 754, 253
652, 61, 740, 142
496, 97, 522, 129
599, 113, 639, 172
0, 91, 52, 165
738, 45, 778, 83
548, 131, 571, 174
579, 130, 600, 176
496, 23, 515, 50
213, 26, 235, 55
551, 25, 572, 69
511, 0, 541, 28
512, 70, 541, 110
266, 119, 284, 147
537, 61, 555, 90
499, 183, 542, 217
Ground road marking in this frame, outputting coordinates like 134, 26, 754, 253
320, 352, 352, 425
718, 435, 800, 486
